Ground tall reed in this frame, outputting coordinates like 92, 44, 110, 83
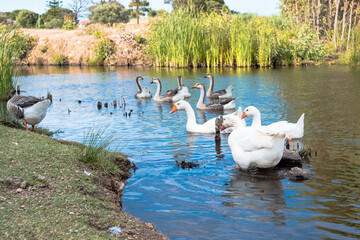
147, 10, 291, 68
0, 25, 26, 100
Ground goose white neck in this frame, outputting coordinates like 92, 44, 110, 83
196, 85, 206, 109
183, 104, 198, 128
154, 81, 162, 100
250, 108, 262, 127
207, 76, 214, 96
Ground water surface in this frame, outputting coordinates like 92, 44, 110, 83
16, 65, 360, 239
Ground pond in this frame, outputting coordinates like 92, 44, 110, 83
15, 65, 360, 239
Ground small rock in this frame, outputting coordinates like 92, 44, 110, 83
16, 188, 23, 193
277, 149, 302, 168
108, 226, 122, 235
69, 212, 75, 215
5, 177, 23, 188
286, 167, 313, 181
0, 196, 6, 201
83, 171, 91, 176
11, 142, 19, 145
145, 223, 155, 229
20, 181, 27, 189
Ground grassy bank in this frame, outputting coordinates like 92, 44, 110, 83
0, 125, 166, 239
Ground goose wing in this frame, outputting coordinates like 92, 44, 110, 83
162, 88, 179, 98
205, 98, 235, 108
10, 95, 41, 108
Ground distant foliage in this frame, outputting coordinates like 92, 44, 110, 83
62, 15, 77, 30
89, 2, 130, 26
129, 0, 150, 24
15, 10, 38, 28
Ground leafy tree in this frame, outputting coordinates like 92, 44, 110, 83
89, 1, 130, 26
16, 10, 38, 28
165, 0, 228, 13
42, 8, 75, 28
129, 0, 150, 24
5, 10, 23, 21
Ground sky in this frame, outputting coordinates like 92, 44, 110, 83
0, 0, 281, 16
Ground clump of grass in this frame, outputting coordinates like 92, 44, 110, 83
77, 126, 118, 173
52, 53, 66, 65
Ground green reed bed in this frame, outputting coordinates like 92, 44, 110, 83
148, 10, 328, 68
0, 25, 27, 100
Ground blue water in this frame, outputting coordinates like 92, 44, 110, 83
18, 65, 360, 239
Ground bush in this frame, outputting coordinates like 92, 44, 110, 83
45, 18, 63, 29
89, 1, 130, 26
52, 53, 66, 65
62, 15, 77, 30
16, 10, 38, 28
90, 38, 115, 64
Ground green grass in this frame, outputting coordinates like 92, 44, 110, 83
0, 125, 165, 239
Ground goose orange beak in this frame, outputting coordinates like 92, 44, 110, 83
170, 105, 178, 114
241, 112, 247, 119
192, 83, 198, 89
221, 124, 226, 131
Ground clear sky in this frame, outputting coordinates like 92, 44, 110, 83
0, 0, 280, 16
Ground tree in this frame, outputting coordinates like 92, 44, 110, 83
89, 1, 130, 26
16, 10, 38, 28
68, 0, 89, 19
5, 10, 23, 21
42, 7, 75, 28
165, 0, 228, 13
129, 0, 150, 24
47, 0, 63, 18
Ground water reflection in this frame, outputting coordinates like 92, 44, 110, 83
14, 65, 360, 239
223, 171, 286, 224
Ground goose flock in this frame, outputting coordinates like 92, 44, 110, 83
135, 73, 305, 170
6, 73, 305, 171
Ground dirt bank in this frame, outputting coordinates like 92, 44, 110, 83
20, 18, 153, 67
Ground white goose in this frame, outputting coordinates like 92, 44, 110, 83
135, 76, 152, 99
193, 83, 237, 111
204, 73, 233, 99
170, 100, 245, 134
221, 114, 286, 169
176, 76, 191, 98
151, 78, 185, 102
7, 95, 51, 131
241, 106, 305, 140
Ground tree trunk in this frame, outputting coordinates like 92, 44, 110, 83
136, 6, 139, 24
316, 0, 321, 37
295, 1, 299, 24
346, 0, 354, 50
306, 0, 310, 24
311, 0, 316, 29
340, 0, 348, 48
333, 0, 341, 49
328, 0, 333, 31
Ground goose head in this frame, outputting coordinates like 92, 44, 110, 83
221, 115, 240, 130
242, 106, 260, 119
136, 76, 143, 81
192, 83, 205, 90
203, 73, 214, 79
151, 78, 161, 85
170, 100, 189, 114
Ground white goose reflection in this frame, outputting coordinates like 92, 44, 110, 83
222, 171, 286, 224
